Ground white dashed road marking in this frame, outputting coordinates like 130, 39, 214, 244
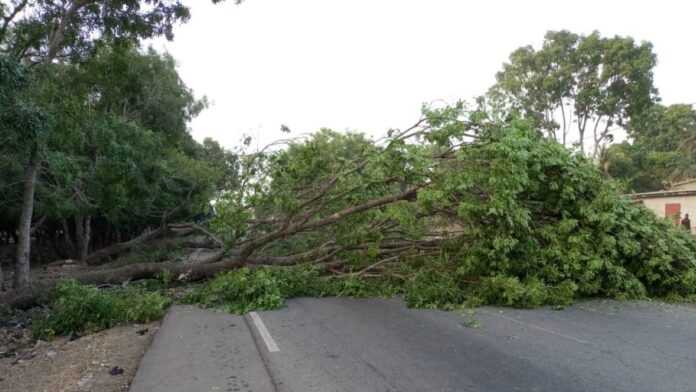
249, 311, 280, 353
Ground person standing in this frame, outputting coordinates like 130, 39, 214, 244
681, 213, 691, 233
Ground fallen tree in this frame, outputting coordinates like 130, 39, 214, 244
4, 105, 696, 309
85, 227, 166, 265
204, 108, 696, 306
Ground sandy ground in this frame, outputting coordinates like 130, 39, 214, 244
0, 322, 159, 392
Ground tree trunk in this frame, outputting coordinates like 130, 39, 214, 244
61, 218, 76, 256
1, 258, 245, 309
75, 215, 91, 262
85, 226, 164, 265
14, 159, 38, 290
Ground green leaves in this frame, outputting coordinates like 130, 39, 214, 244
188, 268, 285, 314
0, 56, 50, 157
208, 101, 696, 308
185, 266, 400, 314
32, 280, 170, 340
491, 30, 658, 157
427, 124, 696, 301
605, 104, 696, 192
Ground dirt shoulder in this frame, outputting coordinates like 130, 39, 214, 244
0, 322, 159, 392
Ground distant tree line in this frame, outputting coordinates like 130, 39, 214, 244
487, 30, 696, 192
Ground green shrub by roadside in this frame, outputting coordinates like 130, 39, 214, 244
32, 280, 170, 340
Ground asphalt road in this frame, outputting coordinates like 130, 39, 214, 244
131, 299, 696, 392
130, 306, 275, 392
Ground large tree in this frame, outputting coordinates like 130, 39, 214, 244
0, 56, 49, 290
490, 30, 658, 159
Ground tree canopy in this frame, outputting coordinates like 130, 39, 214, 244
0, 0, 234, 289
489, 30, 658, 159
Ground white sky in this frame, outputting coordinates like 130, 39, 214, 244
151, 0, 696, 150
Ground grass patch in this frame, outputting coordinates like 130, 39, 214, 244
32, 280, 170, 340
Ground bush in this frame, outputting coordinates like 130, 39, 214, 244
32, 280, 170, 339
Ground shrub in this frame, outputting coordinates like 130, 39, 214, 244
32, 280, 170, 339
184, 267, 284, 314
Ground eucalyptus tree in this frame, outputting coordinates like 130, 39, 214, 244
490, 30, 658, 158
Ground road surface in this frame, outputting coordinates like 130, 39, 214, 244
130, 298, 696, 392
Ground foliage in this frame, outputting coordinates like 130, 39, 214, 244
404, 263, 465, 309
1, 42, 223, 273
211, 129, 403, 253
184, 266, 401, 314
403, 262, 577, 309
0, 56, 49, 157
0, 56, 49, 227
0, 0, 234, 288
34, 44, 218, 227
3, 0, 192, 63
603, 104, 696, 192
184, 267, 285, 314
32, 280, 170, 339
490, 30, 657, 157
424, 121, 696, 301
207, 105, 696, 310
4, 22, 696, 314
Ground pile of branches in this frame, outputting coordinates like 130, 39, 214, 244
4, 105, 696, 309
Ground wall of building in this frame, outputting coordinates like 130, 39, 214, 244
640, 195, 696, 233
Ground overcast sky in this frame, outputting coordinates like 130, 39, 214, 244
151, 0, 696, 150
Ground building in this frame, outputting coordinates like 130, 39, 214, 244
628, 179, 696, 233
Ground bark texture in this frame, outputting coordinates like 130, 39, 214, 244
75, 216, 91, 262
14, 159, 38, 290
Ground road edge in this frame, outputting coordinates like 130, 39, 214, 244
244, 312, 281, 392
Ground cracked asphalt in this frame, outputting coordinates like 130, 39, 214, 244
131, 299, 696, 392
